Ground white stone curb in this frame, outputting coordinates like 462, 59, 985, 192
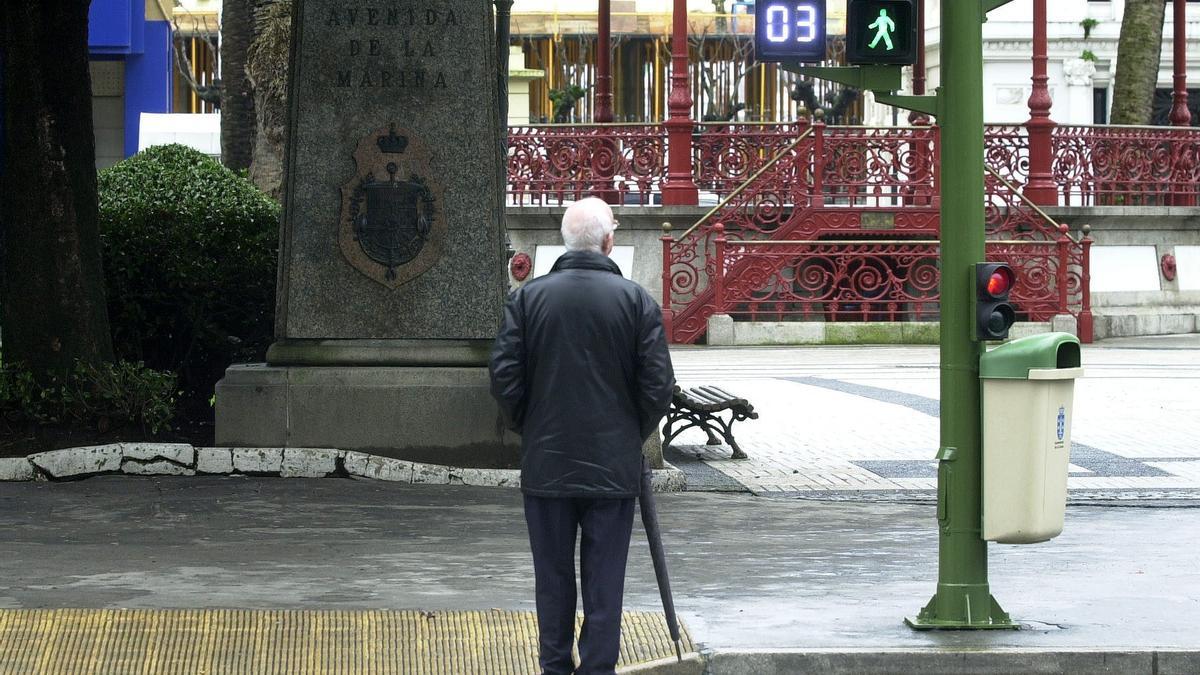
0, 443, 687, 491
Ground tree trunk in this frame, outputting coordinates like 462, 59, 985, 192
248, 102, 286, 200
1111, 0, 1167, 125
246, 0, 293, 200
221, 0, 258, 170
0, 0, 114, 373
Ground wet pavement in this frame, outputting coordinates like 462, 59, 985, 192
2, 476, 1197, 654
665, 335, 1200, 499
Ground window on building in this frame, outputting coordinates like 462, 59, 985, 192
1151, 88, 1200, 126
1093, 87, 1108, 124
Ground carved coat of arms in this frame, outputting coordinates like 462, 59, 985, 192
339, 124, 446, 288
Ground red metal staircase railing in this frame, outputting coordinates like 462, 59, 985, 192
661, 122, 1092, 343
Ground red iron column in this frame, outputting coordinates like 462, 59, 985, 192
596, 0, 615, 123
1170, 0, 1194, 205
1171, 0, 1191, 126
662, 0, 699, 205
1025, 0, 1057, 205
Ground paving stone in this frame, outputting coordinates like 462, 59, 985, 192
196, 448, 234, 474
667, 344, 1200, 501
281, 448, 342, 478
29, 446, 123, 479
354, 456, 415, 482
0, 458, 35, 481
651, 468, 688, 493
122, 460, 196, 476
121, 443, 195, 466
341, 452, 371, 477
412, 463, 451, 485
231, 448, 284, 475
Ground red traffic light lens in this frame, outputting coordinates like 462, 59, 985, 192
987, 268, 1014, 297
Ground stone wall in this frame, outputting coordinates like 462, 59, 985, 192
1049, 207, 1200, 338
504, 206, 707, 304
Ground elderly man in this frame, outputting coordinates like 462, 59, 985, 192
489, 197, 675, 675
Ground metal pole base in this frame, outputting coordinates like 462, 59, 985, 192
905, 588, 1018, 631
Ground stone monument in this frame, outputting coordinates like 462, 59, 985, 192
215, 0, 519, 466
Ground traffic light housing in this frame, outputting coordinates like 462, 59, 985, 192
976, 263, 1016, 341
847, 0, 918, 65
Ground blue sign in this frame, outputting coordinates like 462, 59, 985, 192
755, 1, 828, 63
89, 0, 141, 55
1056, 406, 1066, 441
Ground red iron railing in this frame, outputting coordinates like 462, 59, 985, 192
707, 231, 1087, 326
692, 122, 810, 195
503, 122, 1135, 343
657, 123, 1090, 344
508, 122, 1200, 207
663, 125, 821, 342
507, 124, 666, 206
662, 122, 945, 343
506, 121, 811, 206
1052, 124, 1200, 206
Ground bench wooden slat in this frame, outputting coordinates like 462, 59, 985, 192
704, 385, 741, 402
696, 386, 747, 407
672, 386, 752, 409
677, 388, 718, 405
687, 388, 725, 405
685, 391, 729, 413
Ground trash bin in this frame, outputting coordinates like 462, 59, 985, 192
979, 332, 1084, 544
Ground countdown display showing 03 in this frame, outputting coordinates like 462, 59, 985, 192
754, 0, 827, 63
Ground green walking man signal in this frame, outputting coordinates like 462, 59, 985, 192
847, 0, 917, 65
867, 9, 896, 51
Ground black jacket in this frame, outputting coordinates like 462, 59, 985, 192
489, 250, 675, 498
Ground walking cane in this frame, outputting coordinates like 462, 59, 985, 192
639, 457, 683, 662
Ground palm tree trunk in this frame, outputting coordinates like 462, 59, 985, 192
0, 0, 114, 373
246, 0, 293, 200
221, 0, 258, 170
1111, 0, 1167, 125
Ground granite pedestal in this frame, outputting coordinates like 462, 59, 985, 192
214, 361, 663, 468
215, 1, 515, 465
215, 363, 520, 467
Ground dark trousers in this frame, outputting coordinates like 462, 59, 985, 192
523, 495, 636, 675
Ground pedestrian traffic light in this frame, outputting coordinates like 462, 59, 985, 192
755, 0, 828, 63
847, 0, 918, 65
976, 263, 1016, 341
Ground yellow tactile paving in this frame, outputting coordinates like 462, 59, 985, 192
0, 609, 693, 674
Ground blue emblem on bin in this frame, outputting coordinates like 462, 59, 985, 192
1056, 406, 1066, 441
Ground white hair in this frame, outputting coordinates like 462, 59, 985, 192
560, 197, 615, 252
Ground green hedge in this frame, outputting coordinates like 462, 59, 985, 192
98, 144, 280, 398
0, 360, 177, 434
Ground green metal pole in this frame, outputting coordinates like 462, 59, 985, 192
906, 0, 1015, 630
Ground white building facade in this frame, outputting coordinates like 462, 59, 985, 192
922, 0, 1200, 125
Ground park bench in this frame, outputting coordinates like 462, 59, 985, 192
662, 385, 758, 460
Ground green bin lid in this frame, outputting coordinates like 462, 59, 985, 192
979, 332, 1082, 379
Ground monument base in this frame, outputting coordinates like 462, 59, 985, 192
266, 339, 492, 367
215, 364, 521, 468
215, 363, 666, 470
